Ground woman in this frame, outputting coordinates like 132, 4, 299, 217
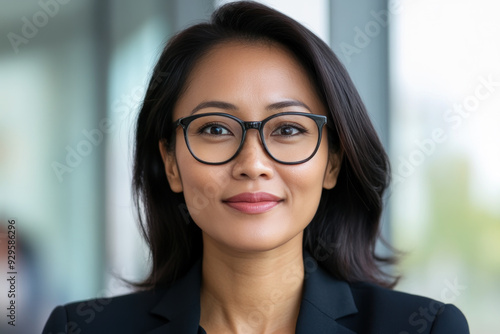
43, 2, 469, 333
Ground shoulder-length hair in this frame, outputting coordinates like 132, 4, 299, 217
133, 1, 396, 289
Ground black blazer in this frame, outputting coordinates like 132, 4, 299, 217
43, 256, 469, 334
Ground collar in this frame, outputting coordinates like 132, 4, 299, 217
147, 254, 358, 334
147, 261, 202, 334
295, 253, 358, 333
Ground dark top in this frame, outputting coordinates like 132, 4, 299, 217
42, 255, 469, 333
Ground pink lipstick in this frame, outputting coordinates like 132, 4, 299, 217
223, 192, 282, 214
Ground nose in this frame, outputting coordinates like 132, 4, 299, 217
231, 129, 274, 180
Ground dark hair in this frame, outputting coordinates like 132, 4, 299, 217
133, 1, 397, 289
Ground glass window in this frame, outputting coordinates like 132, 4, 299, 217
390, 1, 500, 332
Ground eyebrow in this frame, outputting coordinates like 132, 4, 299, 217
266, 100, 311, 112
190, 101, 237, 115
190, 99, 312, 115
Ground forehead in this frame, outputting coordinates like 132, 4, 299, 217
173, 40, 325, 118
195, 40, 305, 72
187, 40, 312, 88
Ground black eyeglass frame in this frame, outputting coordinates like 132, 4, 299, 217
173, 112, 328, 165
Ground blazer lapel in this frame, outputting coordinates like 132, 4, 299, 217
295, 255, 358, 334
145, 255, 358, 334
147, 261, 202, 334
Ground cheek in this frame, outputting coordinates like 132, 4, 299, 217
286, 140, 330, 207
176, 150, 230, 217
284, 164, 325, 202
287, 139, 329, 185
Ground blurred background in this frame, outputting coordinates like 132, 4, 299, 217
0, 0, 498, 332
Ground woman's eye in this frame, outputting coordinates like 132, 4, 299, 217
271, 125, 304, 136
200, 125, 232, 136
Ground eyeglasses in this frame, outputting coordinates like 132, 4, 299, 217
173, 112, 327, 165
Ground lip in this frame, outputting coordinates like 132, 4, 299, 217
223, 192, 283, 214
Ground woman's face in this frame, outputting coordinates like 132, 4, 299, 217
160, 41, 341, 253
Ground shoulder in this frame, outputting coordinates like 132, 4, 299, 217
42, 261, 203, 334
42, 289, 168, 334
342, 282, 469, 333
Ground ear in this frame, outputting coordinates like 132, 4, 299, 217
159, 140, 183, 193
323, 151, 342, 190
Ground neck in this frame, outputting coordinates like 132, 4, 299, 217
199, 234, 305, 334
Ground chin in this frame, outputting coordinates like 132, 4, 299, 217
227, 240, 285, 253
207, 228, 304, 254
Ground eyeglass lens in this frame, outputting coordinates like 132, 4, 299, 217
185, 114, 320, 164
